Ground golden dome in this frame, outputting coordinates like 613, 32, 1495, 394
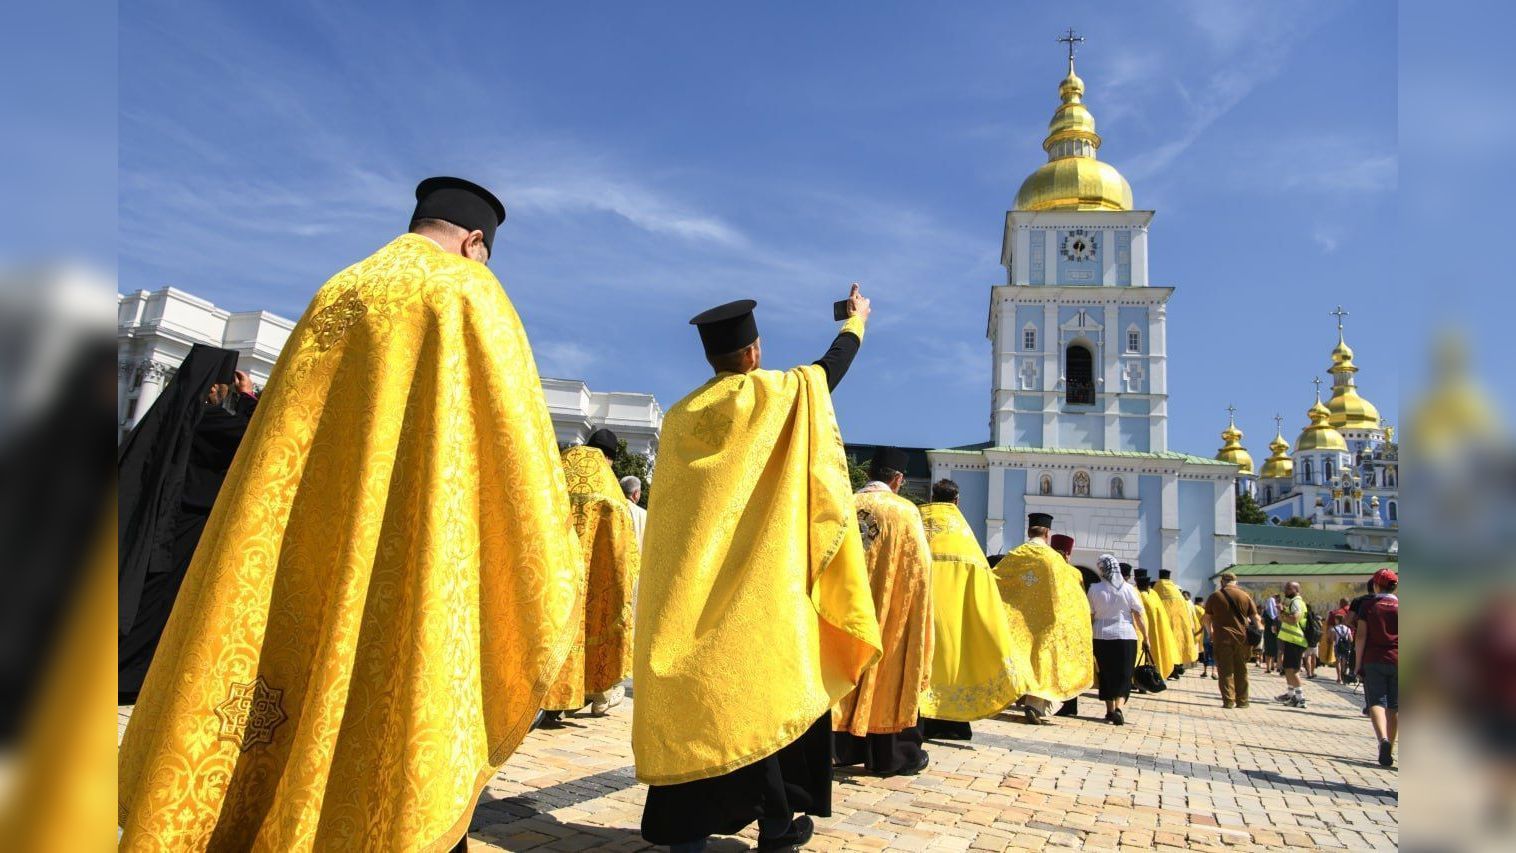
1214, 411, 1254, 475
1407, 332, 1501, 459
1260, 426, 1294, 480
1325, 309, 1381, 430
1014, 64, 1134, 212
1296, 391, 1348, 452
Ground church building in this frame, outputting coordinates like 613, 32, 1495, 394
927, 38, 1239, 593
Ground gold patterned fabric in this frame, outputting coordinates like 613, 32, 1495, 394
117, 234, 583, 851
544, 445, 640, 711
1139, 587, 1180, 678
633, 364, 881, 785
992, 541, 1094, 704
916, 503, 1028, 722
1155, 579, 1199, 665
832, 486, 934, 737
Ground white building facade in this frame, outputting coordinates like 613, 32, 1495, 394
117, 287, 662, 462
927, 50, 1237, 593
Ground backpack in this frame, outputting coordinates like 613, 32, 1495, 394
1303, 606, 1322, 647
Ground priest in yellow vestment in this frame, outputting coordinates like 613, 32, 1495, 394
1135, 569, 1180, 684
992, 512, 1095, 724
833, 447, 934, 776
1156, 569, 1199, 668
541, 429, 641, 724
117, 178, 584, 852
917, 480, 1028, 741
634, 292, 881, 850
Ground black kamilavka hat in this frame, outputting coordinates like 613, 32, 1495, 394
1028, 512, 1055, 528
587, 428, 619, 459
871, 446, 909, 475
690, 299, 759, 358
411, 176, 507, 252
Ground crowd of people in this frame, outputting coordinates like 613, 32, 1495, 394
114, 176, 1397, 851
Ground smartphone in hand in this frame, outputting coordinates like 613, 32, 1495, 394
832, 299, 851, 322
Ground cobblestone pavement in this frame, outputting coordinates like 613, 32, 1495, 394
118, 666, 1398, 851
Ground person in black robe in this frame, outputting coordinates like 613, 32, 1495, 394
639, 291, 868, 853
117, 345, 258, 702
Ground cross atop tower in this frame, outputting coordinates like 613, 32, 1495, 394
1274, 413, 1284, 434
1332, 305, 1349, 340
1227, 403, 1237, 425
1313, 376, 1323, 400
1058, 27, 1084, 73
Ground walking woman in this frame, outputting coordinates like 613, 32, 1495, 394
1087, 554, 1147, 725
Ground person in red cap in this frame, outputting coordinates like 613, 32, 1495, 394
1354, 567, 1399, 766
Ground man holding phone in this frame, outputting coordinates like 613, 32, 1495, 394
633, 283, 881, 852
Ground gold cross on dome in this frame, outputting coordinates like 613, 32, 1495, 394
1313, 376, 1323, 399
1226, 403, 1237, 424
1274, 413, 1284, 433
1058, 27, 1085, 69
1332, 305, 1349, 336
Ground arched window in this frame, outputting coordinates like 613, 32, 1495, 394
1301, 458, 1313, 483
1073, 471, 1091, 497
1263, 486, 1273, 504
1023, 324, 1038, 351
1065, 343, 1095, 405
1039, 474, 1053, 496
1388, 501, 1398, 522
1324, 459, 1335, 482
1110, 476, 1125, 499
1387, 468, 1397, 487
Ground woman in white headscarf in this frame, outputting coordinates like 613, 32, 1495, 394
1087, 554, 1147, 725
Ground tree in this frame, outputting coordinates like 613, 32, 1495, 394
611, 439, 652, 508
1235, 491, 1269, 525
1281, 516, 1314, 528
846, 454, 869, 492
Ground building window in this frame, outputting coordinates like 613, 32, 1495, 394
1301, 458, 1313, 483
1038, 474, 1053, 496
1023, 326, 1037, 351
1263, 486, 1273, 503
1324, 459, 1335, 482
1127, 329, 1141, 353
1065, 343, 1095, 405
1110, 476, 1124, 499
1388, 501, 1398, 522
1073, 471, 1091, 497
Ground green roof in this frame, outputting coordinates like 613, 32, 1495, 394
1235, 523, 1351, 551
929, 445, 1236, 467
1218, 562, 1397, 578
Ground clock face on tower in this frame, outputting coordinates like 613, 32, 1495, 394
1061, 229, 1097, 262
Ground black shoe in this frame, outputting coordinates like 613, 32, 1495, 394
1112, 709, 1125, 726
535, 710, 564, 729
1378, 739, 1394, 768
1024, 706, 1048, 725
900, 751, 931, 776
757, 815, 814, 852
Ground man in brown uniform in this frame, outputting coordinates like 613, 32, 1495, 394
1203, 571, 1264, 709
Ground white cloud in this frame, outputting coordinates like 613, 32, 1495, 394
510, 178, 746, 248
1312, 224, 1341, 253
534, 340, 596, 379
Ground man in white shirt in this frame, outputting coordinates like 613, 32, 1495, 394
620, 475, 647, 549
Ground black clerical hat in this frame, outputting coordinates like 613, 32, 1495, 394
1133, 568, 1150, 580
411, 176, 507, 252
1028, 512, 1054, 528
1159, 569, 1173, 580
689, 299, 759, 358
587, 428, 619, 459
1119, 562, 1133, 578
871, 446, 909, 475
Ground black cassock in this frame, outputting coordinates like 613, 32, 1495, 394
117, 345, 256, 700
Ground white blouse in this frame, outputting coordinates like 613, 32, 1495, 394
1087, 581, 1144, 641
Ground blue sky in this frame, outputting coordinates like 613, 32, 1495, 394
119, 0, 1403, 456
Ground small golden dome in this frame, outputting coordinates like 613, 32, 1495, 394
1013, 60, 1133, 212
1325, 308, 1381, 430
1214, 411, 1254, 475
1407, 333, 1501, 459
1297, 393, 1348, 452
1260, 428, 1294, 480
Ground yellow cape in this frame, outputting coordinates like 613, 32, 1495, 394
545, 445, 641, 710
833, 488, 933, 737
1155, 579, 1199, 665
117, 235, 583, 851
917, 503, 1028, 722
992, 541, 1094, 704
1139, 587, 1180, 678
633, 364, 881, 785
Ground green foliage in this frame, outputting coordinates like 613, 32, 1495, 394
611, 438, 652, 508
1281, 516, 1315, 528
1235, 491, 1269, 525
846, 453, 869, 492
